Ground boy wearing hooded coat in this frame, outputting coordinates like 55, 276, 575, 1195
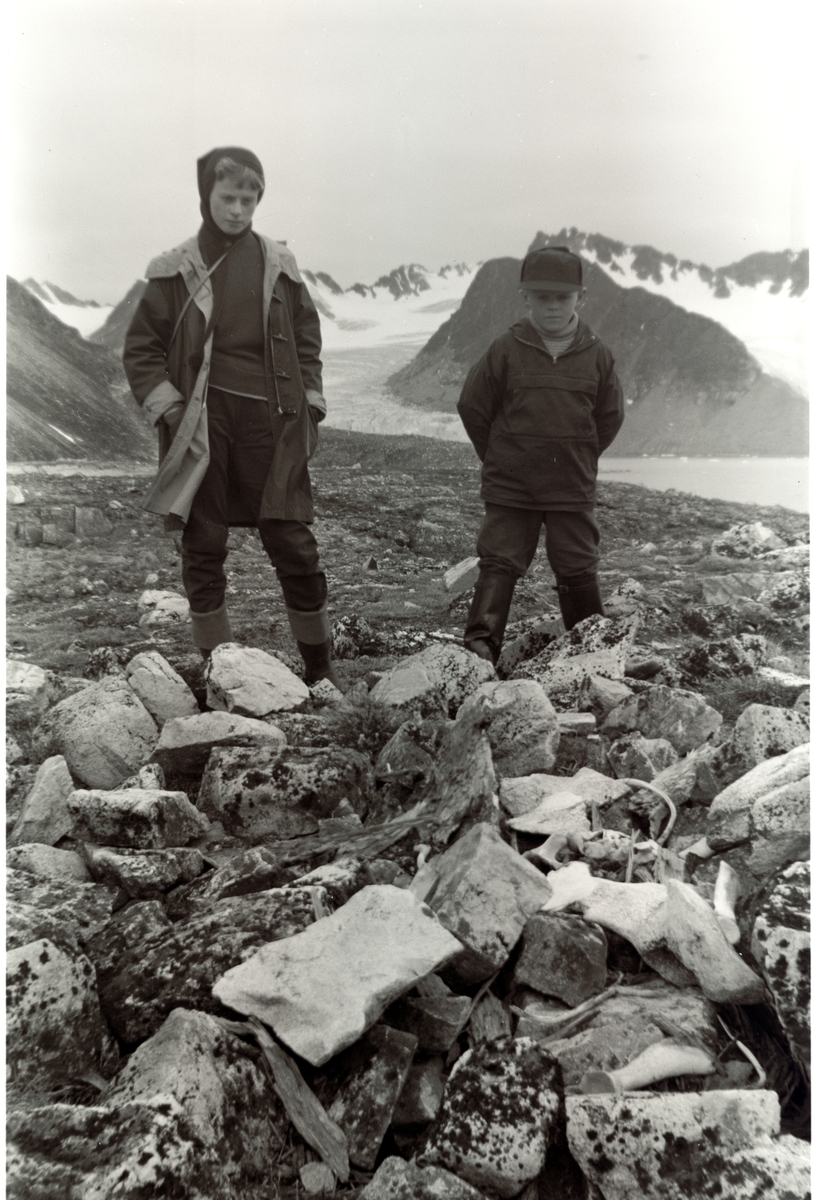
457, 246, 625, 665
123, 146, 340, 687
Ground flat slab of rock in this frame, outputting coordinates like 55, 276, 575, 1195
369, 643, 495, 718
213, 885, 464, 1066
455, 679, 560, 779
84, 900, 172, 992
566, 1090, 803, 1200
410, 823, 553, 985
198, 744, 373, 839
152, 709, 286, 774
101, 888, 320, 1043
602, 684, 722, 754
33, 676, 158, 789
125, 650, 199, 725
420, 1036, 560, 1198
206, 643, 310, 715
67, 788, 209, 849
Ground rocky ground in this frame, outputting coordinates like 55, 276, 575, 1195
5, 426, 811, 1199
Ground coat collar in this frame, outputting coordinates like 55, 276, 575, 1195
511, 316, 596, 357
145, 233, 304, 322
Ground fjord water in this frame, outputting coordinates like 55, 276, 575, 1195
321, 341, 809, 512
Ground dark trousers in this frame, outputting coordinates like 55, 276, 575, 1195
476, 502, 600, 582
181, 389, 326, 614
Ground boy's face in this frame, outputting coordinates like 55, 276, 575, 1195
524, 288, 584, 332
210, 177, 261, 234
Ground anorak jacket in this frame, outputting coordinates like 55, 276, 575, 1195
123, 233, 323, 529
457, 317, 624, 511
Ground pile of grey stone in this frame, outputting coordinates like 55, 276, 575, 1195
5, 614, 810, 1199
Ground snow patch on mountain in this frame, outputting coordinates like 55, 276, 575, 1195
529, 232, 809, 394
22, 279, 114, 339
301, 262, 478, 351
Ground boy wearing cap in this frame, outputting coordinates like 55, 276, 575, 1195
124, 146, 340, 687
457, 245, 624, 664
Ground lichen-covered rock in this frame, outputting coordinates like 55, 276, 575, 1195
577, 673, 634, 720
67, 787, 210, 848
6, 938, 116, 1099
392, 1055, 446, 1126
751, 861, 810, 1077
712, 703, 810, 788
607, 732, 678, 782
318, 1024, 418, 1169
7, 841, 91, 882
125, 649, 199, 726
602, 685, 722, 754
100, 888, 319, 1043
425, 710, 500, 846
213, 885, 464, 1066
32, 676, 158, 789
512, 613, 640, 710
85, 845, 205, 897
165, 845, 295, 920
410, 823, 552, 986
84, 899, 172, 991
514, 912, 607, 1007
206, 643, 310, 715
5, 867, 120, 946
383, 993, 472, 1055
8, 754, 75, 847
151, 709, 287, 774
358, 1157, 488, 1199
198, 744, 373, 838
455, 679, 560, 779
6, 1097, 201, 1199
506, 790, 591, 837
420, 1036, 561, 1198
369, 643, 495, 718
100, 1007, 284, 1198
566, 1090, 806, 1200
707, 742, 809, 851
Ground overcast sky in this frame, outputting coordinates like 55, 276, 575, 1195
9, 0, 807, 304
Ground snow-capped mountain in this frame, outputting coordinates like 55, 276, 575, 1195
22, 279, 114, 340
300, 262, 479, 351
528, 231, 808, 394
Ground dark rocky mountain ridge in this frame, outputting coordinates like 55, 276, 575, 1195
387, 247, 808, 457
6, 277, 154, 463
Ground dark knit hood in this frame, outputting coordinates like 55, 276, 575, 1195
196, 146, 265, 259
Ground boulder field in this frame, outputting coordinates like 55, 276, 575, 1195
5, 441, 810, 1198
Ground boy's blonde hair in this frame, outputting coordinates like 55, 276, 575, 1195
214, 156, 264, 194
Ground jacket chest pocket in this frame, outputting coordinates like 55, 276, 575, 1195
505, 373, 598, 440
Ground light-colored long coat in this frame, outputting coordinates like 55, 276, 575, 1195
123, 233, 324, 530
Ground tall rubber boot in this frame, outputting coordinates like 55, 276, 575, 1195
556, 573, 605, 632
287, 604, 342, 690
190, 602, 233, 659
463, 570, 517, 666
